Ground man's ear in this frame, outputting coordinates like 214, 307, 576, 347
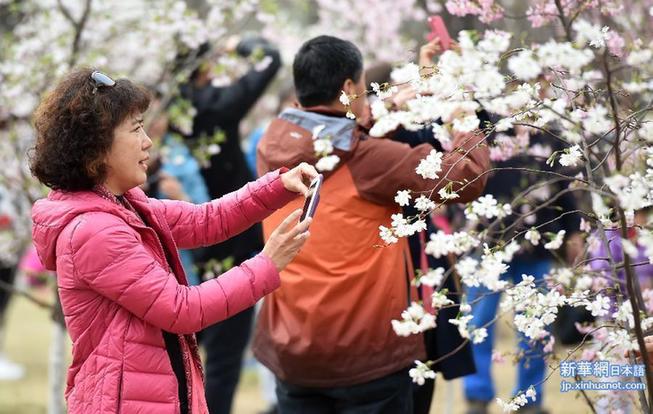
342, 78, 356, 96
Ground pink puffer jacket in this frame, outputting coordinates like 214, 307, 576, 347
32, 170, 295, 414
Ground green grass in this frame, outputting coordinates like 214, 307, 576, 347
0, 292, 59, 414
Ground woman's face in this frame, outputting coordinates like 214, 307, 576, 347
103, 113, 152, 195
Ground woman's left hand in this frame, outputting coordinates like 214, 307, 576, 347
281, 162, 319, 196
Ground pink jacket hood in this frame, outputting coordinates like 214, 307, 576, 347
32, 187, 146, 272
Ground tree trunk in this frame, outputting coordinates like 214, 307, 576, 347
48, 284, 66, 414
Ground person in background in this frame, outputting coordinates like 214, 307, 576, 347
463, 123, 581, 414
29, 68, 316, 414
18, 243, 54, 287
0, 184, 25, 381
363, 39, 477, 414
179, 35, 282, 414
245, 84, 297, 177
254, 35, 489, 414
592, 209, 653, 414
243, 85, 298, 414
590, 207, 653, 292
145, 97, 210, 286
0, 111, 30, 382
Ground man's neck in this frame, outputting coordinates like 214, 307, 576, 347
300, 103, 347, 115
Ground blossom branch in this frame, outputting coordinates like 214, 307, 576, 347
617, 206, 653, 408
0, 279, 53, 310
57, 0, 93, 68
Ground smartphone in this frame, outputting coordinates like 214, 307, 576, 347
426, 15, 452, 51
300, 174, 323, 222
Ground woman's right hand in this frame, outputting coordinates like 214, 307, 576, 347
262, 209, 311, 272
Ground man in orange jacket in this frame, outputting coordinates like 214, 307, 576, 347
253, 35, 490, 413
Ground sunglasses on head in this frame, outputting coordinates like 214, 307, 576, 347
90, 70, 115, 94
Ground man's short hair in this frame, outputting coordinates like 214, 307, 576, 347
293, 36, 363, 108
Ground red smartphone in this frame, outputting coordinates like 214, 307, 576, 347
300, 174, 323, 222
427, 15, 452, 51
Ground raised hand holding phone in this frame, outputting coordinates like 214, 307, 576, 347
426, 15, 452, 51
261, 172, 323, 272
419, 16, 451, 77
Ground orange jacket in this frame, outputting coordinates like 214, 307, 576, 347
253, 107, 489, 387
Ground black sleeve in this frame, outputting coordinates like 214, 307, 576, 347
392, 108, 491, 149
477, 108, 492, 131
392, 125, 444, 150
199, 38, 282, 124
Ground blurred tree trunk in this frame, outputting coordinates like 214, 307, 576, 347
48, 285, 66, 414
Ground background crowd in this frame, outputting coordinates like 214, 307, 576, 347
2, 1, 653, 414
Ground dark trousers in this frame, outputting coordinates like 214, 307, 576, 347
202, 305, 255, 414
412, 378, 435, 414
0, 266, 16, 317
275, 368, 413, 414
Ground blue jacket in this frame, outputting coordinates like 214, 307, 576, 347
158, 134, 210, 285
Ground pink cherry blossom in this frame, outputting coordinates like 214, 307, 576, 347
606, 31, 626, 57
445, 0, 504, 24
526, 0, 560, 28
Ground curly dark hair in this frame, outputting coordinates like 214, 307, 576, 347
30, 68, 151, 191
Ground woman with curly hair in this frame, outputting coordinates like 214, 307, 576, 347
29, 68, 316, 414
